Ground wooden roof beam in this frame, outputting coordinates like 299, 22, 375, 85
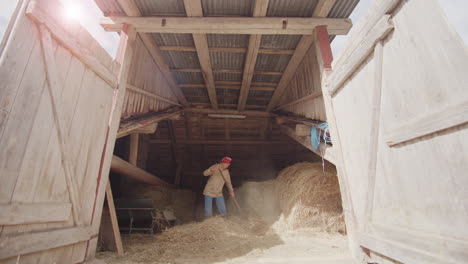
184, 0, 218, 109
171, 68, 283, 76
117, 108, 182, 138
238, 0, 269, 111
116, 0, 189, 107
101, 16, 352, 35
266, 0, 337, 111
184, 108, 271, 117
159, 46, 295, 55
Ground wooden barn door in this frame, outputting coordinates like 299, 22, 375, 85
0, 0, 135, 262
324, 0, 468, 263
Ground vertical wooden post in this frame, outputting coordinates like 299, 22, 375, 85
314, 26, 361, 259
105, 182, 124, 255
129, 133, 139, 165
86, 24, 137, 260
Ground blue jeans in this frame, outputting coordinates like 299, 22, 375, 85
204, 195, 227, 217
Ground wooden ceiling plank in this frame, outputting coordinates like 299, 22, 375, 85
116, 0, 189, 107
238, 0, 270, 111
101, 16, 353, 35
184, 0, 218, 109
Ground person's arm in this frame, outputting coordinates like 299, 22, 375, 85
203, 164, 217, 176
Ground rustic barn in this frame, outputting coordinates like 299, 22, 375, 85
0, 0, 467, 263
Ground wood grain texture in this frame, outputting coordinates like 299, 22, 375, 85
237, 0, 269, 110
111, 155, 173, 187
105, 182, 124, 255
0, 203, 71, 225
0, 227, 92, 260
101, 16, 353, 35
184, 0, 218, 109
328, 15, 394, 96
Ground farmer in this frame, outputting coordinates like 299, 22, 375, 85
203, 157, 235, 217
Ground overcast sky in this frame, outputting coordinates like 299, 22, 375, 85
0, 0, 466, 59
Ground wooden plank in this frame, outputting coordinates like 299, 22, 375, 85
266, 35, 315, 111
111, 155, 173, 187
26, 1, 118, 88
238, 0, 269, 110
149, 139, 294, 145
315, 25, 334, 70
132, 123, 158, 134
0, 203, 71, 225
184, 0, 218, 109
0, 227, 92, 260
115, 0, 188, 107
129, 133, 139, 165
184, 108, 270, 117
117, 108, 182, 138
328, 15, 394, 96
278, 124, 335, 164
363, 41, 384, 229
38, 25, 83, 226
386, 100, 468, 147
172, 68, 282, 76
313, 0, 337, 17
127, 84, 181, 106
159, 46, 294, 55
101, 16, 353, 35
87, 23, 137, 243
275, 91, 322, 110
105, 182, 124, 256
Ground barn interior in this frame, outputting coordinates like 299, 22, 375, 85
92, 0, 357, 263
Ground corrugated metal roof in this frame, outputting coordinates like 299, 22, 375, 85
252, 74, 281, 83
188, 97, 210, 103
260, 35, 302, 49
214, 72, 242, 82
267, 0, 318, 17
173, 72, 204, 84
207, 34, 249, 48
255, 54, 292, 72
152, 33, 194, 47
162, 51, 200, 69
248, 90, 274, 98
210, 52, 245, 70
328, 0, 360, 18
181, 87, 207, 96
136, 0, 186, 16
202, 0, 253, 16
247, 99, 269, 106
94, 0, 124, 15
217, 89, 239, 97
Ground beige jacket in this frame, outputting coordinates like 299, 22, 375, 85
203, 164, 234, 197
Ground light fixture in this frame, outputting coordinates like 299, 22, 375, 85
207, 114, 247, 119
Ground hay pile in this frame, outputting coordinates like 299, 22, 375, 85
98, 216, 282, 264
273, 162, 345, 233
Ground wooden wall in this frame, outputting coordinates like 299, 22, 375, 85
121, 37, 179, 119
0, 0, 118, 262
275, 43, 327, 121
324, 0, 468, 263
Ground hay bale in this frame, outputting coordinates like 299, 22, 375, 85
274, 162, 345, 233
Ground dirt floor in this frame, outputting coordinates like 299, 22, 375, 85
97, 162, 353, 264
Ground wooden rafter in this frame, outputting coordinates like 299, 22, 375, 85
186, 95, 271, 101
101, 16, 352, 35
238, 0, 269, 110
191, 103, 266, 109
116, 0, 189, 107
184, 108, 271, 117
266, 0, 337, 111
159, 46, 295, 55
171, 68, 282, 76
117, 108, 182, 138
149, 139, 293, 145
184, 0, 218, 109
179, 84, 276, 92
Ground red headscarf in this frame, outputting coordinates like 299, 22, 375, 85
221, 157, 232, 164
